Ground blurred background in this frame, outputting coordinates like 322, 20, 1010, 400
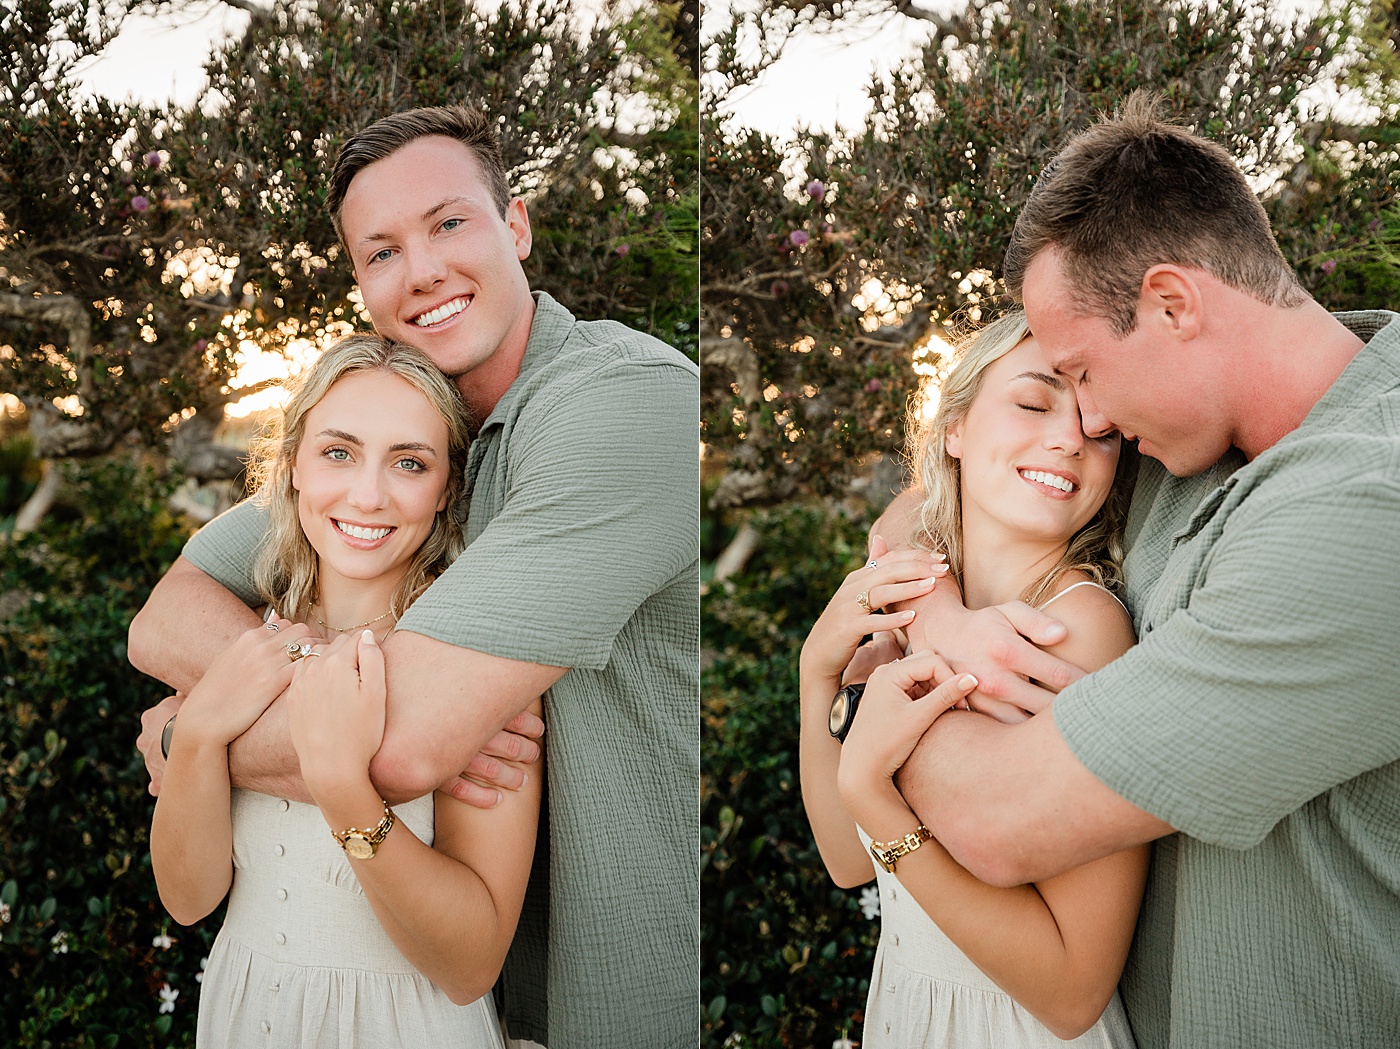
700, 0, 1400, 1045
0, 0, 696, 1044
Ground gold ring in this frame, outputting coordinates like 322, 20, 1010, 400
857, 590, 873, 613
286, 640, 312, 662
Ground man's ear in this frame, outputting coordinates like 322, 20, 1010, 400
507, 197, 532, 261
1139, 264, 1202, 341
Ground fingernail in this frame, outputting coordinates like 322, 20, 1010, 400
901, 609, 916, 619
959, 675, 978, 690
493, 792, 503, 808
520, 773, 528, 786
932, 563, 949, 575
362, 629, 376, 644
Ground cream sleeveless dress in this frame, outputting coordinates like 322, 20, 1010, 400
195, 788, 504, 1048
859, 581, 1137, 1048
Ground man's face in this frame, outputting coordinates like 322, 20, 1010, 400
340, 136, 534, 409
1020, 249, 1228, 477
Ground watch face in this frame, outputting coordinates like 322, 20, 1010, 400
828, 692, 850, 737
344, 835, 375, 861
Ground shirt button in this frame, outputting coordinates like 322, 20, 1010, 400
887, 887, 897, 900
269, 983, 280, 993
262, 1022, 272, 1034
274, 933, 286, 945
273, 845, 284, 857
278, 799, 290, 812
892, 934, 900, 947
885, 1023, 892, 1034
276, 888, 288, 901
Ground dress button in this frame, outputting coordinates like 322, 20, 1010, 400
277, 889, 288, 901
275, 933, 286, 945
273, 844, 285, 857
278, 799, 290, 812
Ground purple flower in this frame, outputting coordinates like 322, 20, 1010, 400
769, 280, 790, 297
130, 195, 149, 213
614, 243, 630, 257
1321, 259, 1336, 274
194, 339, 207, 352
806, 180, 825, 202
788, 230, 810, 248
865, 379, 882, 392
144, 151, 162, 169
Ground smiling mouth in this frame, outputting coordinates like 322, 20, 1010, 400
1018, 469, 1077, 494
334, 520, 394, 541
412, 296, 471, 328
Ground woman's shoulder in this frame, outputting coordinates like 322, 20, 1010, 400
1038, 572, 1136, 674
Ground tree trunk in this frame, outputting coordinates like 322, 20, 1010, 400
12, 460, 60, 536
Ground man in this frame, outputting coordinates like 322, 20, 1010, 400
870, 95, 1400, 1047
128, 106, 698, 1049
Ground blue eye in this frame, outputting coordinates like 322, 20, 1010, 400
396, 457, 426, 472
369, 248, 393, 264
325, 447, 350, 461
440, 218, 462, 232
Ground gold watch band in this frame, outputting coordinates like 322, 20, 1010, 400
869, 824, 933, 873
331, 800, 395, 860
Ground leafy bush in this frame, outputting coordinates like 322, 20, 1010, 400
701, 502, 885, 1048
0, 459, 204, 1048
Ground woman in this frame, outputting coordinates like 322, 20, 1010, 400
149, 334, 541, 1048
799, 311, 1143, 1047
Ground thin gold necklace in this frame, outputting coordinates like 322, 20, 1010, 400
313, 608, 395, 633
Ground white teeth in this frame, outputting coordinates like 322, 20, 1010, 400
336, 521, 392, 541
412, 297, 469, 327
1020, 469, 1075, 493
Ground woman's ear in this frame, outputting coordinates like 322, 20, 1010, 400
944, 419, 964, 460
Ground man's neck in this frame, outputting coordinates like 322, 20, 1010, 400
1229, 299, 1366, 460
456, 294, 537, 423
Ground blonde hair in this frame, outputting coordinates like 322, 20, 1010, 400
908, 311, 1136, 607
247, 334, 471, 624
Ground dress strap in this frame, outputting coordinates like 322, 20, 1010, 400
1039, 579, 1128, 613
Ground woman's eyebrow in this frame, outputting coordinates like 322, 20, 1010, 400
1012, 370, 1066, 390
316, 428, 361, 444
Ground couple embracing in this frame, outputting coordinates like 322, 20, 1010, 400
129, 105, 697, 1049
802, 94, 1400, 1048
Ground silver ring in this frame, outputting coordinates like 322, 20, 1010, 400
264, 622, 280, 633
866, 559, 878, 570
857, 590, 873, 613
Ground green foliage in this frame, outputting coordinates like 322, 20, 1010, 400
702, 0, 1400, 508
701, 503, 882, 1048
0, 459, 203, 1048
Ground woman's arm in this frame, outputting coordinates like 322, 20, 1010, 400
798, 551, 943, 887
150, 619, 301, 924
840, 584, 1145, 1039
287, 632, 542, 1004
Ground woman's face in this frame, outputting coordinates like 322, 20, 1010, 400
291, 368, 452, 591
945, 336, 1121, 548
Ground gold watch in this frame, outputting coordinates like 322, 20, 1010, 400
331, 800, 396, 860
869, 825, 933, 873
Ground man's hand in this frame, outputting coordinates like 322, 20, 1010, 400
437, 709, 545, 808
137, 693, 185, 797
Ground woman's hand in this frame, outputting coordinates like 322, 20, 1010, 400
176, 617, 316, 748
799, 550, 946, 687
837, 650, 978, 809
286, 630, 386, 803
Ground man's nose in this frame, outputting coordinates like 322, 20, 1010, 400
404, 243, 447, 293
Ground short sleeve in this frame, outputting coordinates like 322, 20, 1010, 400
1055, 456, 1400, 849
396, 354, 698, 669
181, 497, 269, 608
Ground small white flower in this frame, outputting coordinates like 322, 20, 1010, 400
158, 984, 179, 1014
833, 1035, 859, 1049
722, 1035, 746, 1048
50, 930, 69, 954
859, 885, 881, 920
152, 931, 174, 950
0, 902, 10, 924
195, 956, 208, 983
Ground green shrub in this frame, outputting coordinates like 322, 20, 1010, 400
1, 458, 204, 1048
702, 502, 884, 1048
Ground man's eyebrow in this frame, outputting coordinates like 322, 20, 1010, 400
355, 196, 481, 245
1012, 370, 1067, 390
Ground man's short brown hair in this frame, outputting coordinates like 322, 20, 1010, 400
326, 105, 512, 248
1003, 92, 1303, 335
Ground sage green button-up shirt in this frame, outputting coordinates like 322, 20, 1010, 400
1057, 311, 1400, 1048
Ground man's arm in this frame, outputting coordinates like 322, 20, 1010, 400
897, 711, 1171, 887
